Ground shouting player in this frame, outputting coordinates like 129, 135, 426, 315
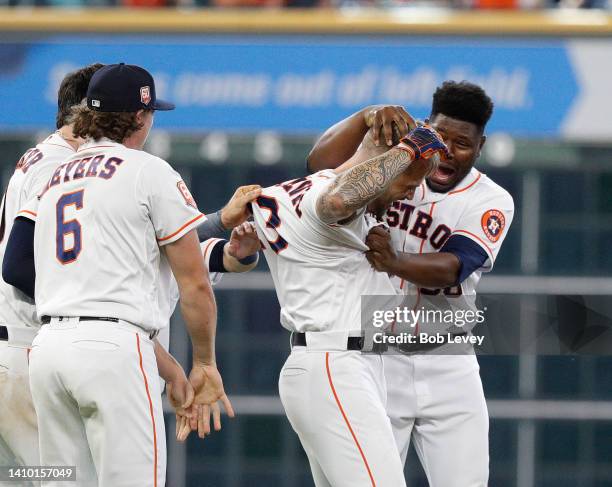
0, 64, 103, 472
308, 82, 515, 487
3, 63, 230, 486
251, 124, 448, 486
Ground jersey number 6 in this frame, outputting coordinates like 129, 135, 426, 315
56, 190, 84, 264
256, 196, 288, 254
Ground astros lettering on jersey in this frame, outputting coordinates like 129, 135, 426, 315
386, 167, 514, 297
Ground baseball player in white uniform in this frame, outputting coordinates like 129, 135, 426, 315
0, 65, 260, 472
307, 82, 514, 486
251, 124, 448, 487
0, 64, 103, 474
5, 63, 232, 487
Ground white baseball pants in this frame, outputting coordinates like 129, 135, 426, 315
279, 334, 406, 487
384, 353, 489, 487
29, 319, 166, 487
0, 332, 40, 471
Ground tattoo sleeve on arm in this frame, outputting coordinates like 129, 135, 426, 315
316, 147, 414, 224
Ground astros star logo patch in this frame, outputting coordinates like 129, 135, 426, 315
481, 209, 505, 243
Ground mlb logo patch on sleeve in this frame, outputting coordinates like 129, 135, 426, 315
481, 209, 505, 242
140, 86, 151, 106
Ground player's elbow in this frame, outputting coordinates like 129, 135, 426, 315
306, 148, 330, 174
305, 153, 317, 174
436, 255, 462, 288
180, 276, 214, 305
1, 257, 17, 289
437, 271, 460, 289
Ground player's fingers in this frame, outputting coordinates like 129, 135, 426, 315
200, 404, 211, 438
176, 415, 183, 441
177, 415, 189, 442
180, 419, 190, 442
237, 184, 261, 195
212, 403, 222, 431
183, 383, 195, 409
366, 234, 387, 250
222, 395, 236, 418
381, 116, 394, 146
395, 115, 410, 138
365, 252, 380, 269
368, 225, 389, 237
242, 187, 262, 203
189, 405, 198, 431
367, 252, 383, 270
197, 405, 205, 438
398, 107, 417, 131
372, 112, 382, 146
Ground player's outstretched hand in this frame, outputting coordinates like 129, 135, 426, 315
365, 226, 398, 274
228, 222, 261, 260
167, 379, 194, 442
187, 363, 235, 439
364, 105, 416, 147
220, 185, 262, 229
167, 369, 200, 443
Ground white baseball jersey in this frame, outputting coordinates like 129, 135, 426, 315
251, 170, 396, 333
20, 138, 204, 333
382, 168, 513, 486
386, 167, 514, 295
0, 132, 75, 329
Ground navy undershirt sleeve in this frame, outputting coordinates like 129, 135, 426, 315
2, 216, 36, 300
196, 210, 226, 242
208, 239, 228, 272
440, 234, 489, 285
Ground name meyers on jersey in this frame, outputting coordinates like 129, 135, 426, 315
39, 155, 124, 198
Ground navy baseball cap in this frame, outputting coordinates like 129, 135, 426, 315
87, 63, 175, 112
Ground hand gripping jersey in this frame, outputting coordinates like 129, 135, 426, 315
19, 138, 205, 333
385, 167, 514, 298
251, 170, 396, 334
0, 132, 75, 329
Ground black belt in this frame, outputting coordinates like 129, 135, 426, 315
0, 326, 7, 341
291, 332, 364, 351
40, 316, 158, 340
41, 316, 119, 325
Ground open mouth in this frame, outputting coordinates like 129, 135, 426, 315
429, 163, 457, 185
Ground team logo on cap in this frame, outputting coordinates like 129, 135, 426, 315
177, 181, 197, 209
481, 209, 505, 243
140, 86, 151, 106
91, 100, 101, 108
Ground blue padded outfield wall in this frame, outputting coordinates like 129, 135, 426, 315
0, 35, 610, 139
